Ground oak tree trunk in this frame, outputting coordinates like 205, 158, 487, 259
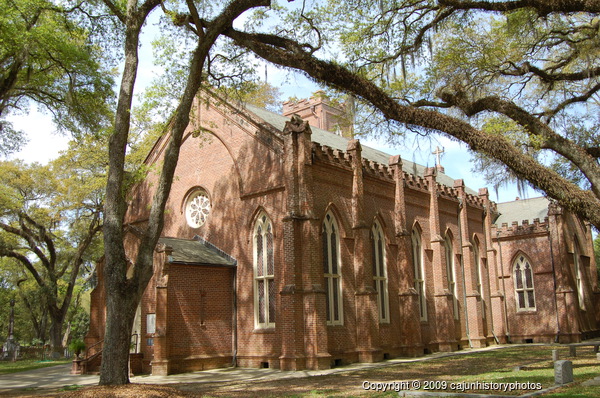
48, 317, 64, 359
99, 281, 140, 384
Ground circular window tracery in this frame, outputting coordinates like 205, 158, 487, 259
185, 190, 211, 228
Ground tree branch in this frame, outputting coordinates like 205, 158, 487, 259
16, 279, 43, 339
19, 211, 57, 271
99, 0, 126, 24
502, 62, 600, 83
58, 212, 102, 319
226, 28, 600, 228
438, 0, 600, 14
0, 245, 46, 289
586, 147, 600, 157
543, 82, 600, 118
438, 90, 600, 198
1, 220, 52, 271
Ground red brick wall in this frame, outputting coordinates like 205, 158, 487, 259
86, 95, 599, 375
164, 265, 233, 372
493, 210, 599, 343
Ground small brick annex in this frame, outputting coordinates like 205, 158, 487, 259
85, 92, 600, 375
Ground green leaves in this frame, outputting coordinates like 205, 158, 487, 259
0, 137, 105, 346
0, 0, 115, 146
0, 160, 56, 217
216, 80, 282, 111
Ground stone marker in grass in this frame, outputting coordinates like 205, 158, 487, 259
554, 360, 573, 385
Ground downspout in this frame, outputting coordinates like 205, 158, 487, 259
496, 231, 511, 343
457, 198, 473, 348
548, 224, 562, 343
232, 266, 238, 367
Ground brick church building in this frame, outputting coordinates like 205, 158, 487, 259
86, 92, 600, 375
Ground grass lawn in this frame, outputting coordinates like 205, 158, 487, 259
361, 345, 598, 395
341, 345, 600, 397
0, 358, 71, 375
169, 344, 600, 397
4, 344, 600, 397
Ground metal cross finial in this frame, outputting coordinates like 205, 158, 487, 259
432, 146, 445, 166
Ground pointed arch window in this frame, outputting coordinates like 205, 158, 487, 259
444, 234, 459, 319
472, 238, 485, 319
254, 213, 275, 328
412, 227, 427, 321
372, 221, 389, 323
323, 212, 343, 325
513, 254, 536, 311
574, 240, 586, 310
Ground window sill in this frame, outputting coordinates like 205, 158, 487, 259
253, 327, 276, 334
516, 310, 537, 314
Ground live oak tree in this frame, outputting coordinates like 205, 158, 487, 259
97, 0, 271, 385
0, 0, 114, 156
0, 141, 104, 355
224, 0, 600, 229
0, 258, 89, 345
1, 257, 51, 344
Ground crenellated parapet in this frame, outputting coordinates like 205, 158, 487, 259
361, 158, 394, 180
312, 141, 396, 182
437, 182, 458, 202
430, 181, 486, 210
283, 92, 351, 135
465, 192, 486, 209
311, 141, 488, 212
312, 142, 353, 169
493, 217, 550, 238
404, 172, 429, 192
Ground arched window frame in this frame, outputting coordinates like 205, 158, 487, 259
513, 253, 536, 312
444, 234, 459, 320
254, 212, 275, 328
372, 221, 389, 323
472, 237, 485, 319
323, 212, 343, 325
412, 226, 427, 321
574, 240, 586, 311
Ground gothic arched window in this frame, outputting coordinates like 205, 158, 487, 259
513, 254, 536, 311
444, 234, 459, 319
472, 238, 485, 319
323, 212, 343, 325
412, 227, 427, 321
372, 221, 389, 323
574, 240, 586, 310
254, 213, 275, 328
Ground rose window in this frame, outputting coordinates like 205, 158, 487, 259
185, 191, 211, 228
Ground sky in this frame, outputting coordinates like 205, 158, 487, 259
6, 5, 536, 205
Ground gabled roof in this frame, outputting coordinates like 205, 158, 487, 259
158, 237, 236, 267
243, 103, 477, 195
495, 196, 549, 226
